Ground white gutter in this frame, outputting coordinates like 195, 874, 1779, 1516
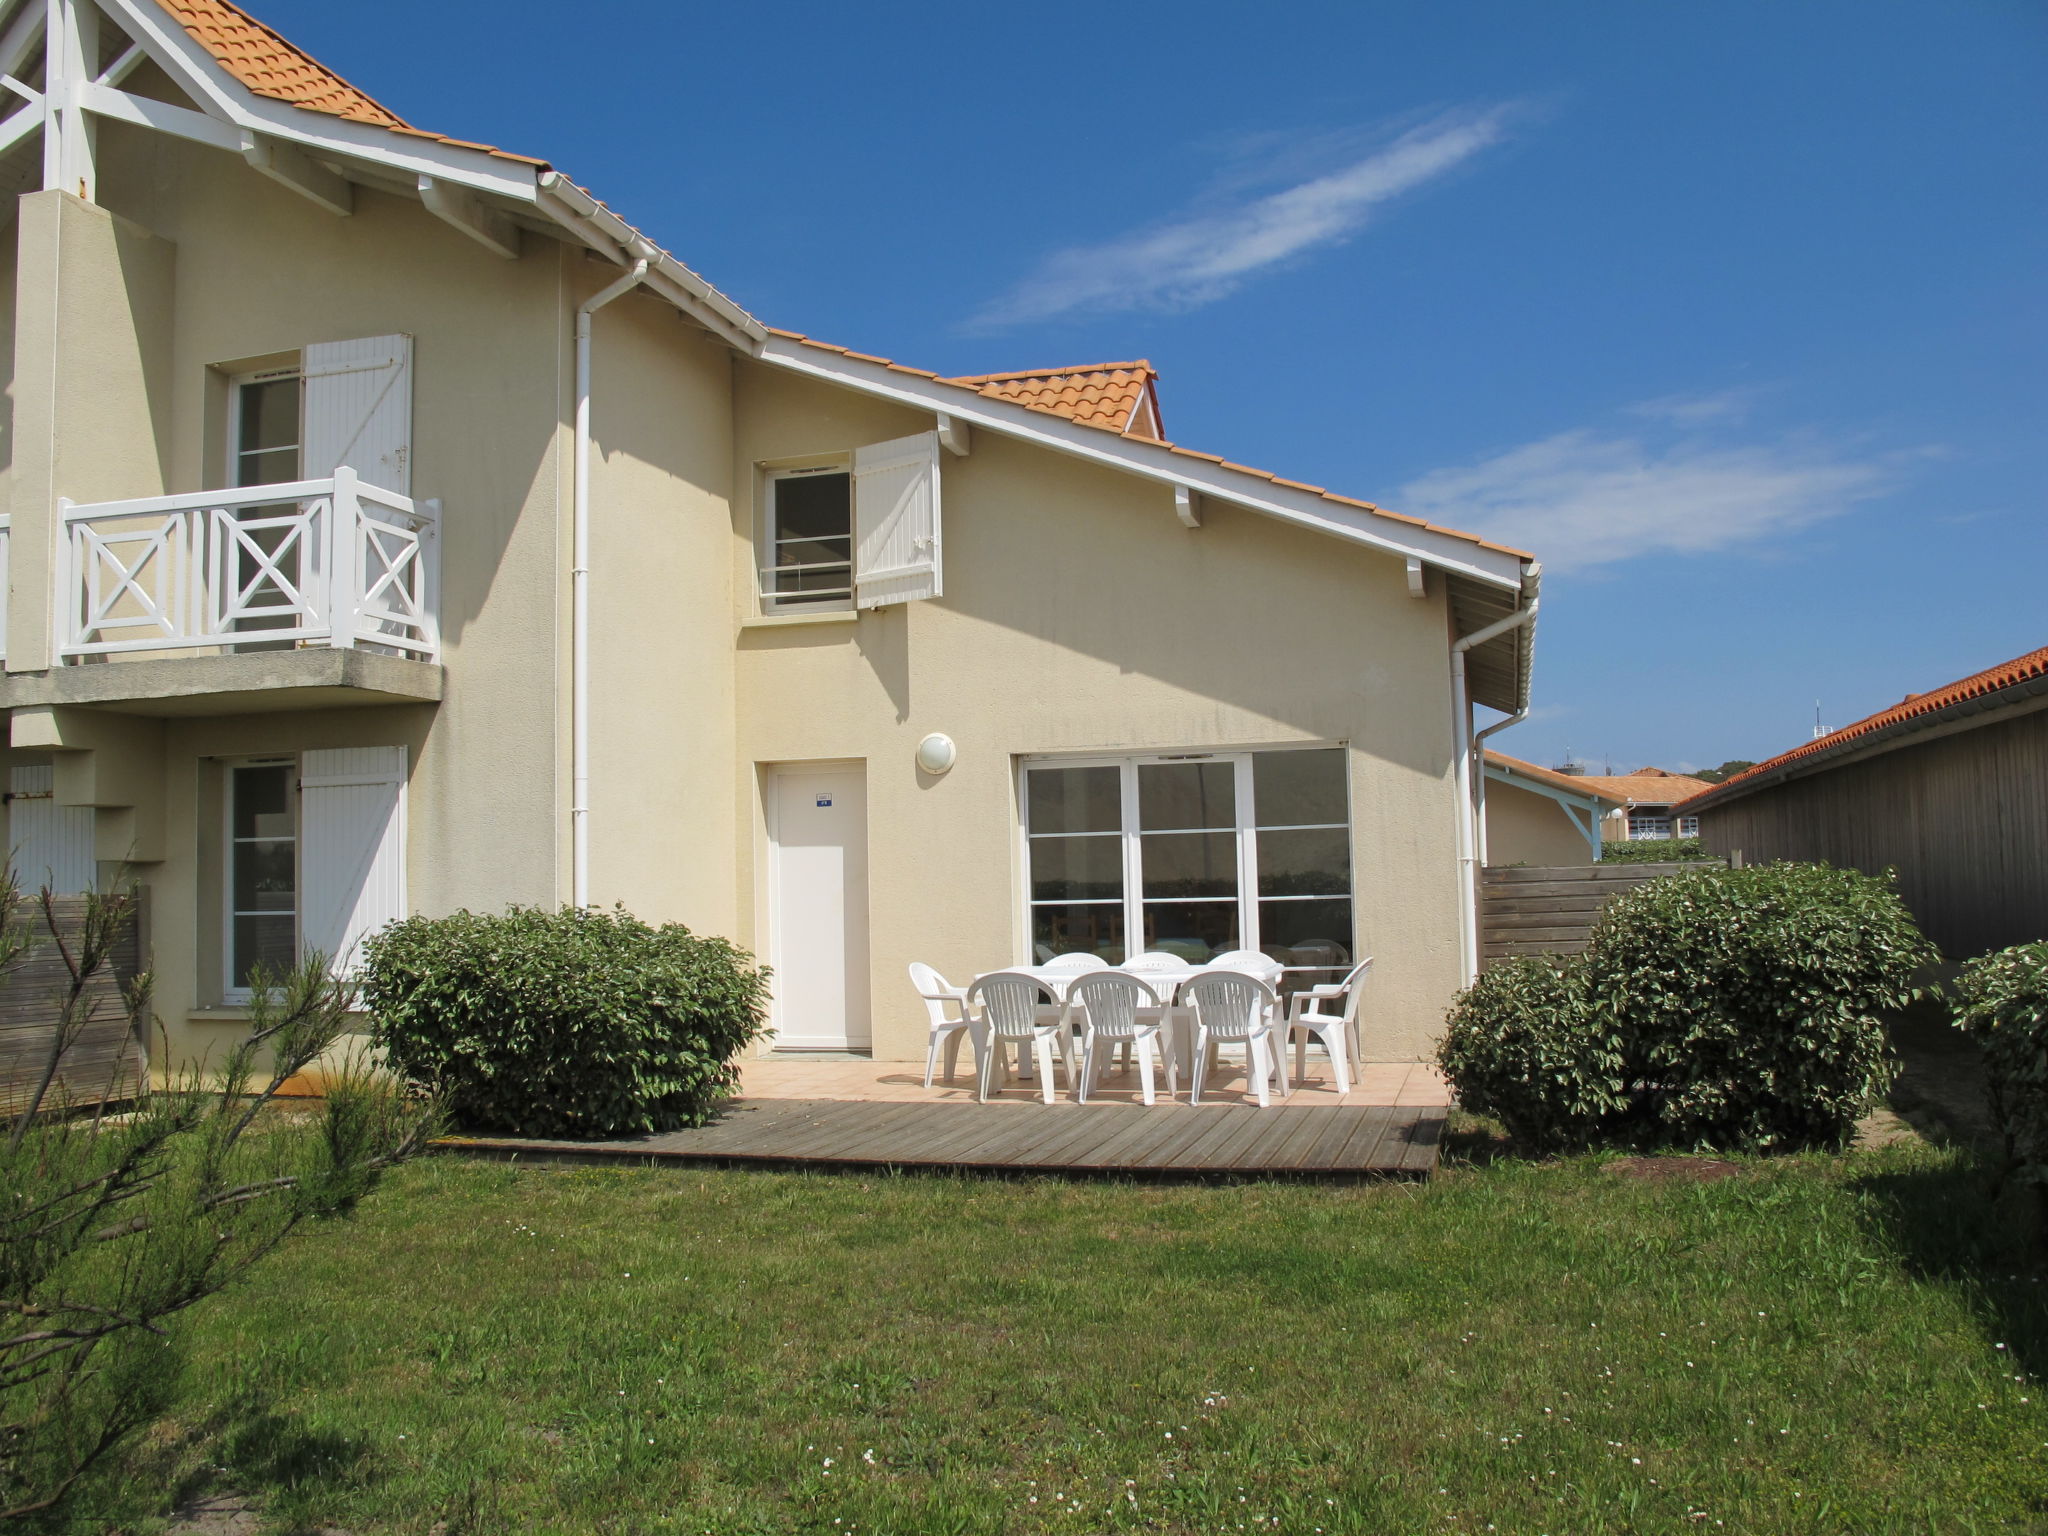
571, 258, 650, 908
1449, 583, 1541, 984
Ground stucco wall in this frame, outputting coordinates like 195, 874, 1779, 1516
729, 362, 1464, 1062
1485, 779, 1597, 867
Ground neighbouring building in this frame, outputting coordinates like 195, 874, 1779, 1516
1567, 767, 1714, 842
1480, 751, 1625, 866
0, 0, 1544, 1071
1677, 644, 2048, 959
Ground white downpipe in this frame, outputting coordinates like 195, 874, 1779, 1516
1470, 704, 1531, 867
571, 259, 649, 909
1449, 589, 1540, 984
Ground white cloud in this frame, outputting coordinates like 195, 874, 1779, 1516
1625, 387, 1765, 427
1397, 428, 1905, 573
965, 107, 1512, 331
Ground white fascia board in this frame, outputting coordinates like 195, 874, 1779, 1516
758, 334, 1527, 590
97, 0, 540, 201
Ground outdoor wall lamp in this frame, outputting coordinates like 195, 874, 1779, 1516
915, 733, 957, 775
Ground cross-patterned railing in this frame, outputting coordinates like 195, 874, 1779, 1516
55, 468, 439, 664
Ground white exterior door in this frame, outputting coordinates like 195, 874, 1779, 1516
769, 764, 870, 1051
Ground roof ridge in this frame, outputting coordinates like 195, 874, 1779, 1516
1679, 642, 2048, 809
945, 361, 1154, 384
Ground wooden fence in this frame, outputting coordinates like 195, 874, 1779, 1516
0, 894, 147, 1118
1481, 863, 1721, 968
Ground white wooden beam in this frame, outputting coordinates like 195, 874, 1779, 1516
935, 412, 970, 457
1406, 555, 1427, 597
0, 95, 41, 159
1174, 484, 1202, 528
241, 129, 351, 215
80, 80, 239, 151
0, 0, 44, 85
92, 38, 144, 88
418, 174, 519, 259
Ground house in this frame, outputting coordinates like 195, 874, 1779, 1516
1677, 644, 2048, 959
0, 0, 1541, 1072
1568, 767, 1714, 841
1480, 751, 1625, 865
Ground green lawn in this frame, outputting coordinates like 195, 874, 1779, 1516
118, 1142, 2047, 1534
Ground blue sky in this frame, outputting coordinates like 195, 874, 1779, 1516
268, 0, 2044, 773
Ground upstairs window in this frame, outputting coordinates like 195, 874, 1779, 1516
763, 466, 854, 610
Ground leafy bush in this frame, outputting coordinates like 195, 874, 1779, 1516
361, 906, 771, 1139
1435, 956, 1623, 1151
1438, 863, 1935, 1153
1952, 942, 2048, 1202
1587, 863, 1934, 1150
1597, 837, 1716, 865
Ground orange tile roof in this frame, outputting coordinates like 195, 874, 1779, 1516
1677, 642, 2048, 812
156, 0, 406, 127
763, 328, 1534, 563
945, 362, 1162, 439
1570, 769, 1715, 806
153, 0, 550, 165
1484, 750, 1627, 804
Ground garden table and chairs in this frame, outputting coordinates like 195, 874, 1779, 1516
935, 948, 1357, 1106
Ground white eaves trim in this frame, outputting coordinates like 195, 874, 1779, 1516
100, 0, 541, 200
757, 335, 1528, 591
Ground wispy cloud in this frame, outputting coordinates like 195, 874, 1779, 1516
1398, 423, 1915, 573
965, 106, 1514, 331
1625, 387, 1767, 427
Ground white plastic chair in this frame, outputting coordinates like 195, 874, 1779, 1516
1178, 971, 1288, 1107
909, 962, 974, 1089
1122, 951, 1193, 976
1063, 972, 1177, 1106
967, 971, 1075, 1105
1041, 952, 1111, 973
1206, 948, 1285, 983
1285, 958, 1373, 1095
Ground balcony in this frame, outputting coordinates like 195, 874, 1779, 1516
0, 469, 443, 716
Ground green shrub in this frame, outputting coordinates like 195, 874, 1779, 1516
1587, 863, 1934, 1150
1952, 942, 2048, 1198
1438, 863, 1935, 1153
1435, 955, 1623, 1151
1597, 837, 1716, 865
361, 906, 771, 1139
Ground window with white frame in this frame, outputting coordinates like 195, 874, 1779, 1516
1021, 747, 1353, 970
221, 746, 410, 998
1678, 816, 1700, 838
762, 465, 853, 610
227, 759, 298, 992
1628, 816, 1674, 840
227, 366, 306, 646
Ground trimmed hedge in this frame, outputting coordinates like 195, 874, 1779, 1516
1596, 837, 1715, 866
1439, 863, 1935, 1152
1952, 942, 2048, 1198
361, 906, 771, 1139
1435, 956, 1623, 1153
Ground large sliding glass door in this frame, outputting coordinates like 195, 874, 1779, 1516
1022, 747, 1354, 969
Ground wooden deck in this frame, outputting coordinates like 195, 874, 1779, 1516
437, 1097, 1445, 1178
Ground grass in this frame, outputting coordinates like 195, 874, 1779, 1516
104, 1142, 2048, 1534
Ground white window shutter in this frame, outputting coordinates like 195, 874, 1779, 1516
299, 746, 407, 974
303, 335, 414, 493
853, 431, 942, 607
6, 766, 95, 894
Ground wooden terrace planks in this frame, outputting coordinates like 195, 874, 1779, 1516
439, 1098, 1444, 1178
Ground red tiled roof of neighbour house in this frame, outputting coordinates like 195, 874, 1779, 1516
153, 0, 551, 165
1569, 767, 1715, 807
945, 362, 1163, 439
1676, 642, 2048, 813
763, 328, 1536, 562
1484, 751, 1628, 804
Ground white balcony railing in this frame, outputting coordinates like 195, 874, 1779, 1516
55, 468, 440, 664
